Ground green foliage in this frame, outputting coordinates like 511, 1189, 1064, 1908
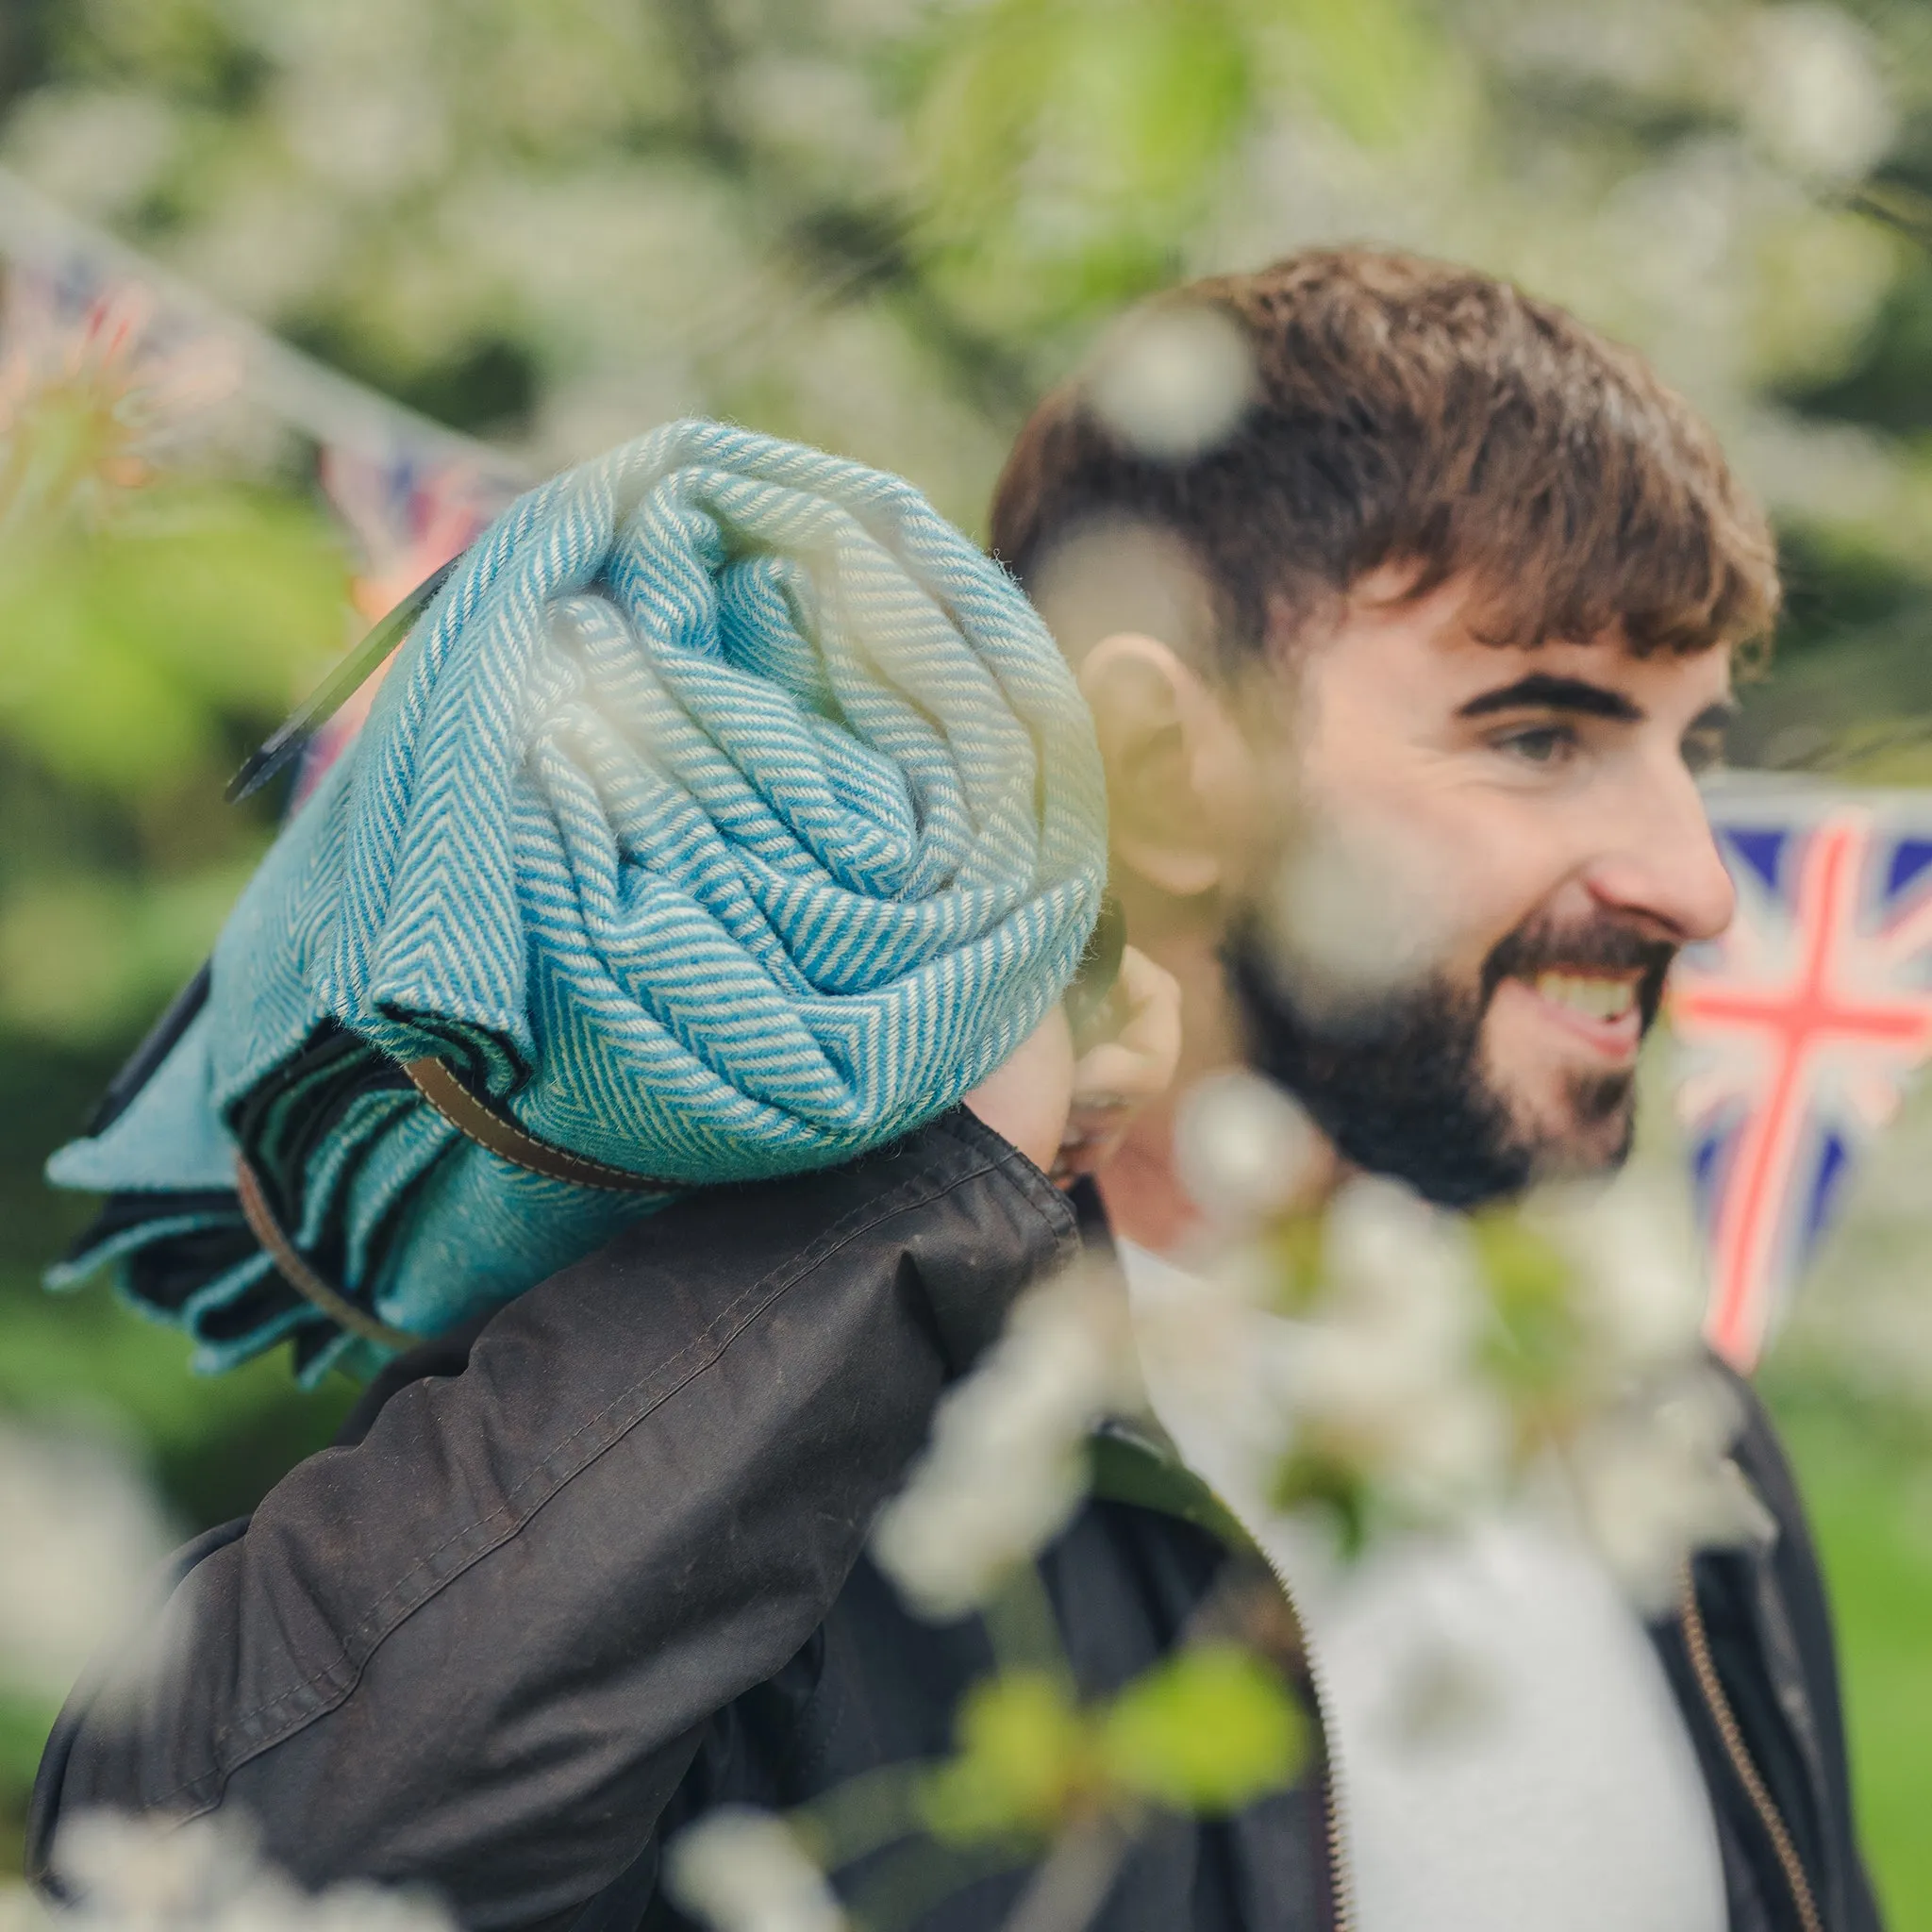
1271, 1441, 1374, 1559
908, 0, 1255, 326
903, 0, 1454, 341
921, 1649, 1307, 1848
1098, 1644, 1307, 1816
0, 306, 351, 1052
1257, 0, 1454, 151
0, 372, 349, 1861
1255, 1212, 1327, 1317
0, 489, 345, 793
1762, 1381, 1932, 1931
1471, 1210, 1582, 1399
921, 1671, 1093, 1845
0, 1689, 56, 1876
0, 481, 345, 1043
0, 862, 243, 1042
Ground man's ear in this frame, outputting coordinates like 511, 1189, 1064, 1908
1079, 632, 1254, 898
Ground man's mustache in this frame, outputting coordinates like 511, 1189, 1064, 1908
1482, 915, 1677, 1029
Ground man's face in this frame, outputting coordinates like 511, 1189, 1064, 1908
1231, 569, 1738, 1207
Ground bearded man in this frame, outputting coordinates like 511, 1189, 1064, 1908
991, 249, 1877, 1932
31, 249, 1880, 1932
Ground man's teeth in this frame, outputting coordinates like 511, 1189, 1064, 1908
1532, 972, 1637, 1022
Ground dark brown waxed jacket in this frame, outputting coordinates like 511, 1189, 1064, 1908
29, 1113, 1883, 1932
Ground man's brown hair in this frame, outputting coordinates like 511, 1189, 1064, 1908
990, 247, 1780, 668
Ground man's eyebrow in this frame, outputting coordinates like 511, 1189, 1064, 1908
1456, 673, 1644, 723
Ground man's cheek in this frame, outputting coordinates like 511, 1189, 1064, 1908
1262, 803, 1491, 1012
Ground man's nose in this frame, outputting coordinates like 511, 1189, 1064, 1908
1583, 769, 1736, 944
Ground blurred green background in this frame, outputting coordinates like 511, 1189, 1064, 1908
2, 0, 1932, 1916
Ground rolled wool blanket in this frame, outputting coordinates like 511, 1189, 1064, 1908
49, 421, 1107, 1383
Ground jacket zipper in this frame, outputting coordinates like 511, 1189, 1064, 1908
1677, 1566, 1823, 1932
1229, 1510, 1355, 1932
1083, 1429, 1354, 1925
1298, 1586, 1355, 1932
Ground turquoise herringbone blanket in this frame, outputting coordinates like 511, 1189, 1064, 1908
48, 421, 1106, 1382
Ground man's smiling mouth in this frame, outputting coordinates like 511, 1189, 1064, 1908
1501, 967, 1645, 1061
1530, 971, 1639, 1024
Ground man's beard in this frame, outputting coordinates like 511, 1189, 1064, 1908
1224, 912, 1674, 1208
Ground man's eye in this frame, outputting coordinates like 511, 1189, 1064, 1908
1492, 724, 1574, 766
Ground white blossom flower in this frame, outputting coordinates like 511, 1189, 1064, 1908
1257, 808, 1466, 1023
0, 1885, 47, 1931
1564, 1371, 1776, 1614
2, 92, 180, 221
1174, 1070, 1321, 1229
1743, 4, 1896, 182
724, 56, 899, 183
1124, 1174, 1514, 1541
1280, 1322, 1511, 1525
1508, 1175, 1777, 1607
1126, 1233, 1299, 1479
871, 1266, 1140, 1620
0, 1420, 176, 1699
1530, 1174, 1709, 1380
30, 1809, 453, 1930
1022, 515, 1221, 668
1323, 1179, 1485, 1347
1087, 303, 1256, 461
1274, 1180, 1511, 1524
665, 1807, 845, 1932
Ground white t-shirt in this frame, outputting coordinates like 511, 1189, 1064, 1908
1116, 1238, 1727, 1932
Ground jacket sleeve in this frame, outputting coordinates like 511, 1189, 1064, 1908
27, 1110, 1078, 1930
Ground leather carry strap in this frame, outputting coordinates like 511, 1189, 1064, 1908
233, 1155, 420, 1353
402, 1058, 679, 1195
232, 1058, 677, 1354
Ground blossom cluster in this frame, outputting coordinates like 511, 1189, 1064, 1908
871, 1264, 1141, 1620
0, 0, 1910, 559
874, 1066, 1769, 1625
1, 1812, 453, 1932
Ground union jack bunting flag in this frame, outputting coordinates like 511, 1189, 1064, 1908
294, 442, 516, 804
0, 252, 240, 486
318, 439, 513, 625
1671, 774, 1932, 1369
0, 172, 523, 811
